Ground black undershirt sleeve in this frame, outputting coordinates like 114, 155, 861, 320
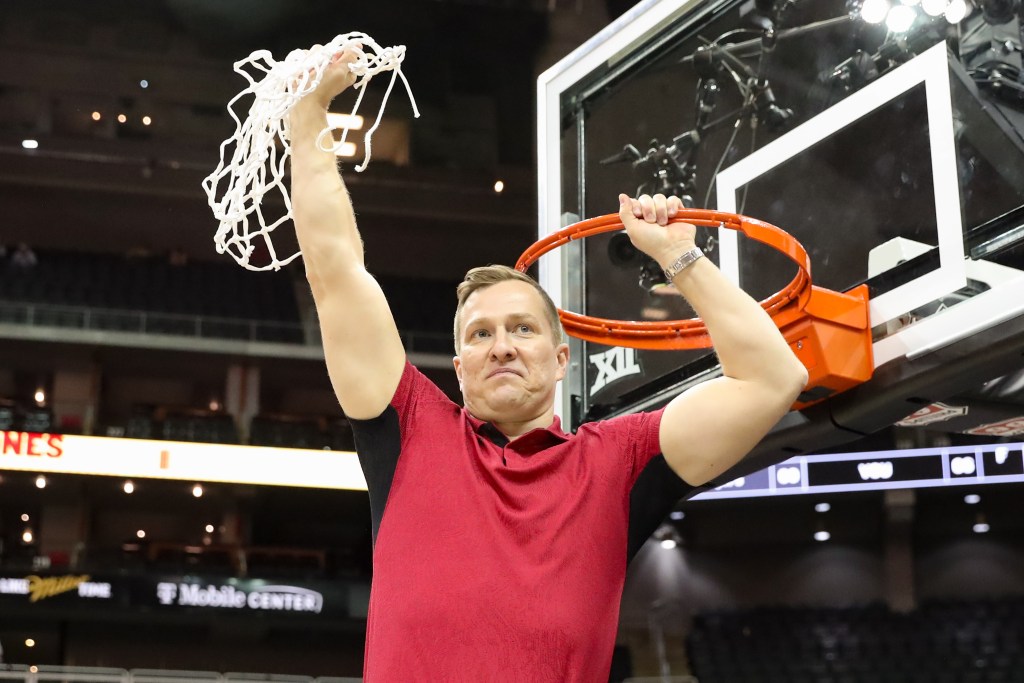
626, 455, 701, 562
349, 406, 403, 547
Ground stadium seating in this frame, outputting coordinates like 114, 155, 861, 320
0, 249, 305, 343
688, 600, 1024, 683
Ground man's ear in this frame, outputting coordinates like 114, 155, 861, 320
554, 342, 570, 382
453, 355, 464, 390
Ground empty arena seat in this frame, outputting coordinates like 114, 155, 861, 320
0, 249, 306, 341
250, 416, 328, 450
688, 599, 1024, 683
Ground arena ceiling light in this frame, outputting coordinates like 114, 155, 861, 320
334, 141, 357, 158
860, 0, 892, 23
887, 3, 919, 30
922, 0, 950, 14
944, 0, 970, 21
325, 112, 364, 130
856, 0, 973, 25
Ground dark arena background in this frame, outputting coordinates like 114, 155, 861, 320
2, 0, 1024, 681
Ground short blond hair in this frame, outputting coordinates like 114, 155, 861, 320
454, 265, 564, 352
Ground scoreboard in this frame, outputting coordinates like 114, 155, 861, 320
693, 441, 1024, 500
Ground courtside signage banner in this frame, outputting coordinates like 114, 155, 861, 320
0, 430, 366, 490
0, 574, 115, 604
0, 574, 354, 618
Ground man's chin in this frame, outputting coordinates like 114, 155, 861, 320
469, 390, 533, 419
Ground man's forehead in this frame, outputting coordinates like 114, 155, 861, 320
462, 282, 547, 321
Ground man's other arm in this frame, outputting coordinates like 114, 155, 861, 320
289, 50, 405, 420
620, 193, 809, 486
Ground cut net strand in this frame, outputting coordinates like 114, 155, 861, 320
204, 32, 419, 271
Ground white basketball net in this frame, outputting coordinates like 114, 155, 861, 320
203, 32, 419, 271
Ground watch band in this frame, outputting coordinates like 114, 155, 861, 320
662, 247, 704, 281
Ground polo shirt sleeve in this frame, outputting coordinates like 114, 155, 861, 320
389, 359, 451, 422
609, 407, 666, 486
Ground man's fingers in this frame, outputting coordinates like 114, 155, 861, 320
653, 193, 669, 225
668, 195, 683, 216
639, 194, 656, 222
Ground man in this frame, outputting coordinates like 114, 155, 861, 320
289, 48, 808, 682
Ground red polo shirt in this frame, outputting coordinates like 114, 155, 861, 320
352, 361, 665, 682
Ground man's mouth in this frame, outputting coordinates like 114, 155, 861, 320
488, 368, 521, 379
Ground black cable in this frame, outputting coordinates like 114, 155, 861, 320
739, 123, 757, 214
702, 117, 745, 209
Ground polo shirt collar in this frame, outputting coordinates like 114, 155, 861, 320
466, 411, 570, 451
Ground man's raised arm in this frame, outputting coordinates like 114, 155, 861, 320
620, 193, 809, 487
288, 49, 405, 420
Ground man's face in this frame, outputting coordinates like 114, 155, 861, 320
453, 280, 569, 425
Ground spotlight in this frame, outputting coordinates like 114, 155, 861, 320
660, 538, 678, 550
814, 530, 831, 542
886, 4, 919, 31
205, 524, 215, 533
21, 513, 29, 522
137, 529, 146, 539
973, 521, 990, 533
861, 0, 892, 23
493, 180, 505, 193
669, 510, 686, 521
142, 115, 152, 126
35, 475, 47, 489
117, 113, 127, 123
123, 480, 135, 494
91, 111, 102, 121
815, 502, 831, 513
21, 139, 39, 150
140, 79, 149, 89
22, 529, 34, 544
192, 484, 204, 498
964, 493, 980, 504
944, 0, 969, 22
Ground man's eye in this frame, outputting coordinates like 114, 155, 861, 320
516, 324, 532, 334
471, 329, 489, 339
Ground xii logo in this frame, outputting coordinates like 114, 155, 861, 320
589, 346, 642, 395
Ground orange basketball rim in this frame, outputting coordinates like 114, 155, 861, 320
515, 209, 873, 410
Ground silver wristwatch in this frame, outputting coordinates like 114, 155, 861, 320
662, 247, 704, 281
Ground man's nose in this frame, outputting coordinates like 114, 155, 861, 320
489, 330, 517, 360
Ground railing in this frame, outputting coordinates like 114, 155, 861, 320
0, 666, 360, 683
0, 300, 452, 355
0, 300, 305, 345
